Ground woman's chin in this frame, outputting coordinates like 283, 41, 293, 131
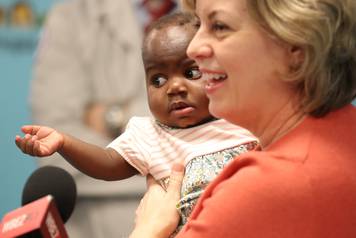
209, 103, 226, 120
209, 104, 241, 125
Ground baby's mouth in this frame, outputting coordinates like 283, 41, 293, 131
169, 101, 194, 116
169, 101, 190, 111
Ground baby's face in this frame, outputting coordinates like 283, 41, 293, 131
143, 25, 213, 128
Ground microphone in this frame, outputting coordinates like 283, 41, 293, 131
1, 166, 77, 238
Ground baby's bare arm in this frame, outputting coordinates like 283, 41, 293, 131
58, 133, 138, 180
15, 125, 137, 181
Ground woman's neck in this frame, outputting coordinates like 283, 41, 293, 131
259, 111, 305, 149
253, 100, 305, 149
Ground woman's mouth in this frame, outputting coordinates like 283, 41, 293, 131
202, 72, 228, 94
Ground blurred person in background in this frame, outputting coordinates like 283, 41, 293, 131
31, 0, 151, 237
136, 0, 178, 31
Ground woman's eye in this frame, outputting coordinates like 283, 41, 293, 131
151, 75, 167, 87
184, 67, 202, 80
211, 22, 229, 32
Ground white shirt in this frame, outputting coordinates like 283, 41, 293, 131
108, 117, 257, 180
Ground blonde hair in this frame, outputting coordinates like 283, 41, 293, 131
181, 0, 356, 116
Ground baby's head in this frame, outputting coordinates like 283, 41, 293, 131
142, 12, 213, 128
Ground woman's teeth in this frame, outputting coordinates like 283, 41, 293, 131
202, 72, 227, 81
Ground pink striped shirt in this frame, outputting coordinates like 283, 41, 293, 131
108, 117, 257, 180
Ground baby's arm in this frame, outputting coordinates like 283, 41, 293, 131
15, 125, 137, 181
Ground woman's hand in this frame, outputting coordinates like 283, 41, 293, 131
130, 163, 185, 238
15, 125, 64, 157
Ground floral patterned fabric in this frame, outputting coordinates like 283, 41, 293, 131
160, 141, 258, 235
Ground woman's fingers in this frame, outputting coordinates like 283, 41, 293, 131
131, 163, 185, 237
167, 163, 185, 197
146, 174, 158, 188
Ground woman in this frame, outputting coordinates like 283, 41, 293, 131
130, 0, 356, 237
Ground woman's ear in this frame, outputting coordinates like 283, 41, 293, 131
288, 45, 304, 71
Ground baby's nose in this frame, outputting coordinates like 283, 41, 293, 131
167, 77, 187, 96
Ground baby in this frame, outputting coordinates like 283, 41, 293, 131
15, 12, 258, 229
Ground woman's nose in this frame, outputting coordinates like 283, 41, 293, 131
187, 30, 212, 61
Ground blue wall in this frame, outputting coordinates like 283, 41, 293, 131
0, 0, 63, 218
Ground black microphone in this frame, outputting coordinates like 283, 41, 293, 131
1, 166, 77, 238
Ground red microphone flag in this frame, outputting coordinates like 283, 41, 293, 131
1, 195, 68, 238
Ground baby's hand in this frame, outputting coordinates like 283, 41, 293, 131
15, 125, 64, 157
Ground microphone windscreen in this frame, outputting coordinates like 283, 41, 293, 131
21, 166, 77, 223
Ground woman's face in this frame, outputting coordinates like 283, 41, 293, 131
187, 0, 294, 128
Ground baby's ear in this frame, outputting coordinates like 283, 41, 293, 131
288, 45, 304, 71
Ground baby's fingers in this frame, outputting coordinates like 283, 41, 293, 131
25, 135, 36, 156
21, 125, 41, 135
15, 134, 34, 156
15, 134, 28, 153
15, 135, 24, 151
33, 140, 41, 157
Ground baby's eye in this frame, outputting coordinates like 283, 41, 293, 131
151, 75, 168, 87
184, 67, 202, 80
193, 18, 201, 30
